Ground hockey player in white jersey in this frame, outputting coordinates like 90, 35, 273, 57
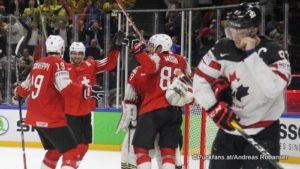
193, 3, 290, 169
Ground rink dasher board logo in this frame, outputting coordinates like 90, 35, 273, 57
0, 116, 9, 135
191, 154, 288, 160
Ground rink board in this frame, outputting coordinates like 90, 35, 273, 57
0, 106, 300, 164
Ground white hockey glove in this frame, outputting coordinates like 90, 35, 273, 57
166, 77, 194, 107
116, 102, 138, 133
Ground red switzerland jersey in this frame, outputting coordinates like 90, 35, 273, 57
66, 49, 120, 116
134, 51, 190, 115
17, 56, 82, 128
128, 66, 147, 105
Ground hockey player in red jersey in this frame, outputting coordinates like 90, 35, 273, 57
63, 31, 124, 165
117, 64, 188, 169
14, 35, 103, 169
193, 4, 291, 169
126, 34, 192, 169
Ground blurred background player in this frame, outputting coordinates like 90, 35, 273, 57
192, 4, 291, 169
14, 35, 103, 169
125, 33, 192, 169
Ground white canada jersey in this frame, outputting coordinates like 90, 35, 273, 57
193, 37, 291, 132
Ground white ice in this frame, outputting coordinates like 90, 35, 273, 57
0, 146, 299, 169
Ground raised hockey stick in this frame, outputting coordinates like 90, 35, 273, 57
14, 36, 27, 169
115, 0, 145, 42
174, 69, 284, 169
231, 121, 284, 169
36, 0, 48, 39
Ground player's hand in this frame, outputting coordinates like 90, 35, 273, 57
235, 36, 259, 51
83, 85, 105, 100
212, 78, 232, 105
206, 101, 238, 131
168, 77, 188, 96
123, 35, 145, 54
112, 30, 126, 50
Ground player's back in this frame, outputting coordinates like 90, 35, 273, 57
25, 56, 68, 128
139, 52, 187, 114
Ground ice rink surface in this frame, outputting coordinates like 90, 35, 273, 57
0, 146, 299, 169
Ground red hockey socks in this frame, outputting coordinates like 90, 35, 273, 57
161, 148, 175, 169
77, 144, 89, 161
41, 149, 61, 169
61, 146, 81, 169
134, 147, 151, 169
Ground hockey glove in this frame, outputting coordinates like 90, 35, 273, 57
166, 77, 194, 107
111, 30, 126, 50
130, 40, 145, 54
206, 101, 238, 131
83, 85, 105, 100
116, 101, 137, 133
212, 78, 233, 106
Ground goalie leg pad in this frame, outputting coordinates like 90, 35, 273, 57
42, 149, 61, 169
121, 129, 137, 167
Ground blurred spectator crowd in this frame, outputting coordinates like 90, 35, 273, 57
0, 0, 299, 105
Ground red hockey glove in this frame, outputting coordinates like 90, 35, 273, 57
212, 78, 232, 105
130, 40, 145, 54
206, 101, 238, 131
83, 85, 105, 100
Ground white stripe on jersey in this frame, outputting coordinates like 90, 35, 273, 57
20, 74, 31, 92
54, 70, 72, 92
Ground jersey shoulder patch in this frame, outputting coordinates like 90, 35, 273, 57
211, 38, 245, 62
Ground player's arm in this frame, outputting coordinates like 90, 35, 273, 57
193, 50, 237, 131
94, 31, 126, 73
241, 38, 291, 98
53, 61, 102, 100
135, 51, 160, 74
193, 50, 221, 110
94, 49, 120, 73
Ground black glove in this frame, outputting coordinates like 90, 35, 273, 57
206, 101, 238, 131
83, 85, 105, 101
112, 30, 126, 50
212, 78, 232, 106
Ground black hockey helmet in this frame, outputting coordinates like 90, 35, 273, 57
226, 3, 261, 29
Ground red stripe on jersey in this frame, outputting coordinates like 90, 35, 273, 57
195, 69, 216, 83
208, 60, 221, 70
273, 70, 288, 82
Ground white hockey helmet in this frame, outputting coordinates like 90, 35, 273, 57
46, 35, 65, 58
148, 34, 172, 52
69, 42, 86, 63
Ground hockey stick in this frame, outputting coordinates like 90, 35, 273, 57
231, 121, 284, 169
14, 36, 27, 169
36, 0, 48, 39
115, 0, 145, 42
174, 69, 284, 169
